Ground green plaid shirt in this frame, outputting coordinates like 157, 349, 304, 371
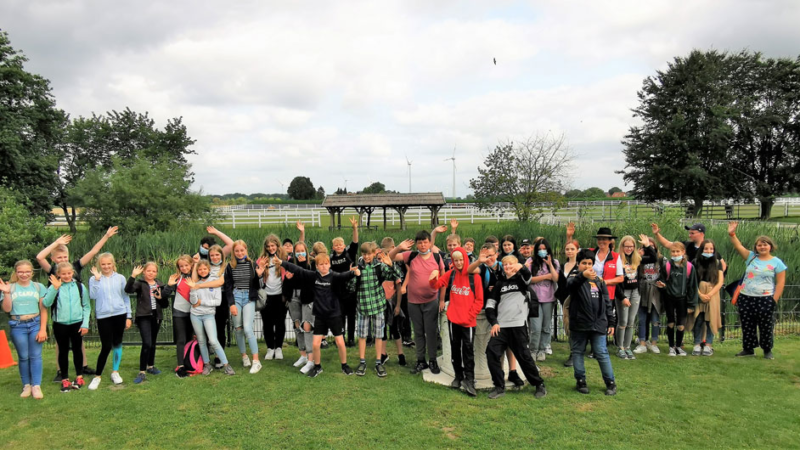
350, 262, 394, 315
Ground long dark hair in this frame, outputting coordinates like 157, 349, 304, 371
532, 238, 555, 272
695, 239, 719, 285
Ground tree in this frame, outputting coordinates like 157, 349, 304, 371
315, 186, 326, 200
362, 182, 386, 194
469, 133, 572, 221
287, 176, 316, 200
0, 187, 55, 275
619, 50, 743, 216
335, 187, 348, 195
582, 187, 606, 198
72, 157, 213, 233
608, 186, 623, 195
564, 189, 583, 198
0, 31, 68, 218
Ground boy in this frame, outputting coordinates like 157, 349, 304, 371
283, 221, 307, 263
349, 242, 396, 377
379, 237, 407, 366
36, 226, 118, 381
519, 238, 532, 264
566, 249, 617, 395
275, 254, 357, 377
331, 217, 359, 346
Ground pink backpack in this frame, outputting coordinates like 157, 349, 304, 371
183, 339, 204, 375
665, 260, 693, 279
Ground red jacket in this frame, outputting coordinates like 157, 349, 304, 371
590, 248, 621, 299
429, 248, 484, 327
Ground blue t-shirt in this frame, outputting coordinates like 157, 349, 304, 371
1, 283, 48, 316
741, 251, 787, 297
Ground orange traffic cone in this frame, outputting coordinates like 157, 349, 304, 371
0, 330, 18, 369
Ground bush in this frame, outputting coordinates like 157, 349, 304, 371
0, 187, 55, 276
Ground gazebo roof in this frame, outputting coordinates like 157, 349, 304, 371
322, 192, 445, 208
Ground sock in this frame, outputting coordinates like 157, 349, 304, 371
375, 359, 381, 366
667, 327, 675, 347
341, 363, 348, 369
112, 346, 123, 372
315, 364, 321, 369
381, 354, 388, 364
360, 358, 366, 365
676, 329, 685, 347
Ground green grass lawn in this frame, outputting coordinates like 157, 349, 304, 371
2, 336, 800, 449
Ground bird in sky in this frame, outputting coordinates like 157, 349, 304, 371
493, 57, 496, 65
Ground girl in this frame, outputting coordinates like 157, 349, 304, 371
188, 260, 237, 375
615, 236, 643, 360
634, 236, 662, 354
500, 235, 524, 264
260, 234, 287, 360
0, 261, 48, 399
655, 243, 698, 356
162, 255, 195, 378
223, 240, 263, 374
125, 262, 168, 384
728, 221, 786, 359
558, 239, 579, 367
87, 253, 131, 390
690, 239, 723, 356
43, 262, 91, 392
529, 238, 560, 362
286, 241, 316, 373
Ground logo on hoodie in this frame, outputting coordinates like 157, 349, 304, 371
451, 286, 472, 296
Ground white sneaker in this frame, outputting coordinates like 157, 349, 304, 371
274, 348, 284, 360
20, 385, 32, 398
675, 347, 687, 356
249, 360, 262, 374
265, 349, 275, 360
633, 344, 648, 354
648, 343, 661, 354
242, 355, 252, 367
692, 344, 702, 356
293, 355, 309, 367
668, 347, 677, 357
300, 360, 315, 374
110, 372, 123, 385
536, 351, 546, 362
88, 377, 101, 391
702, 346, 714, 356
544, 346, 553, 355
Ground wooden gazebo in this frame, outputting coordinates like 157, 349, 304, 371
321, 193, 446, 230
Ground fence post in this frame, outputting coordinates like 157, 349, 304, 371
258, 211, 262, 228
232, 213, 236, 229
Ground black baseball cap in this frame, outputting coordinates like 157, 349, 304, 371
684, 223, 706, 233
520, 239, 532, 247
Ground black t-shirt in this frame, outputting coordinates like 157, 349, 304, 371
47, 259, 84, 285
683, 240, 722, 264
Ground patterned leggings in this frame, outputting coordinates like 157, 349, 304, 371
738, 294, 776, 352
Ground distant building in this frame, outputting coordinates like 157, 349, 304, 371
608, 192, 626, 198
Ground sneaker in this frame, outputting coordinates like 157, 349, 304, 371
214, 357, 224, 369
402, 340, 415, 348
576, 379, 589, 394
274, 348, 284, 360
223, 365, 236, 375
111, 372, 123, 384
250, 360, 263, 374
72, 377, 85, 390
668, 347, 677, 357
675, 347, 687, 357
146, 367, 162, 375
617, 348, 628, 359
32, 385, 43, 400
764, 351, 774, 360
648, 343, 661, 354
243, 355, 252, 367
88, 377, 101, 391
300, 360, 315, 374
702, 346, 714, 356
356, 362, 368, 376
398, 354, 407, 366
320, 339, 329, 349
341, 364, 354, 375
735, 349, 755, 357
134, 373, 146, 384
462, 380, 477, 397
692, 344, 702, 356
410, 361, 428, 374
545, 346, 553, 355
587, 353, 595, 359
450, 377, 463, 389
428, 359, 440, 375
20, 385, 32, 398
265, 349, 275, 360
536, 351, 546, 362
563, 354, 574, 367
293, 355, 308, 367
307, 366, 323, 378
380, 354, 388, 365
605, 381, 617, 396
375, 363, 387, 378
346, 339, 355, 348
488, 387, 505, 399
625, 349, 635, 360
633, 344, 648, 354
508, 370, 524, 389
82, 365, 96, 375
534, 384, 547, 399
202, 365, 213, 376
175, 367, 189, 379
53, 371, 62, 383
61, 379, 72, 393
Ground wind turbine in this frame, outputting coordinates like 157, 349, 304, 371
405, 155, 413, 193
444, 146, 456, 198
278, 179, 287, 192
342, 176, 348, 192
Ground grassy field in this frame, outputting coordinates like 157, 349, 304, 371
2, 336, 799, 449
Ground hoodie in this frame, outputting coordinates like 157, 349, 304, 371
485, 265, 533, 328
429, 248, 484, 328
189, 274, 222, 316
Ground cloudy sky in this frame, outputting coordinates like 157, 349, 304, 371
3, 1, 799, 197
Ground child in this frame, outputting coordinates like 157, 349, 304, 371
500, 235, 524, 264
615, 236, 643, 360
194, 226, 234, 368
0, 261, 48, 399
691, 239, 723, 356
429, 247, 483, 397
275, 254, 357, 377
286, 242, 316, 374
224, 240, 263, 373
188, 260, 236, 375
36, 226, 118, 380
463, 238, 477, 263
633, 236, 662, 355
259, 234, 287, 360
330, 217, 359, 347
350, 242, 396, 377
380, 237, 407, 366
529, 238, 560, 362
485, 255, 546, 400
655, 242, 698, 356
558, 238, 580, 367
282, 221, 306, 262
566, 249, 617, 395
125, 262, 168, 384
163, 255, 195, 378
87, 253, 131, 390
43, 262, 91, 392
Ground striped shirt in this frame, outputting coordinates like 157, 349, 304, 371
232, 261, 253, 290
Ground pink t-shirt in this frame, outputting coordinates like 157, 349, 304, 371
402, 251, 445, 304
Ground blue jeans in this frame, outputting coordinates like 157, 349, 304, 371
693, 312, 714, 345
638, 306, 660, 343
233, 290, 259, 355
191, 314, 228, 365
570, 330, 615, 383
9, 316, 43, 386
528, 302, 554, 352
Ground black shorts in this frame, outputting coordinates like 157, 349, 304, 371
314, 315, 344, 337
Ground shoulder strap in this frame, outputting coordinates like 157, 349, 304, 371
666, 261, 671, 279
469, 273, 476, 295
686, 261, 693, 278
407, 251, 418, 267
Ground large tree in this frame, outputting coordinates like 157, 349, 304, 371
0, 187, 55, 275
470, 133, 572, 221
287, 176, 316, 200
361, 182, 386, 194
0, 31, 68, 218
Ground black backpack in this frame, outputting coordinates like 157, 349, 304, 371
51, 282, 84, 317
444, 270, 476, 303
406, 251, 442, 268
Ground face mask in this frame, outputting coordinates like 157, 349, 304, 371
537, 250, 548, 258
236, 257, 247, 263
701, 252, 714, 258
211, 260, 221, 267
418, 249, 431, 255
199, 247, 209, 257
671, 256, 683, 262
296, 252, 307, 258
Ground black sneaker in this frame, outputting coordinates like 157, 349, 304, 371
563, 354, 574, 367
576, 379, 590, 394
402, 340, 415, 348
764, 351, 775, 360
462, 380, 477, 397
507, 370, 524, 389
53, 370, 63, 383
214, 357, 223, 369
587, 353, 596, 359
488, 387, 505, 399
534, 384, 547, 399
341, 364, 354, 375
320, 339, 329, 349
428, 359, 440, 375
175, 367, 189, 378
375, 363, 387, 378
450, 377, 463, 389
398, 354, 407, 366
410, 361, 428, 374
355, 362, 367, 376
346, 339, 355, 348
604, 381, 617, 396
82, 365, 95, 375
307, 366, 323, 378
380, 354, 388, 365
735, 349, 755, 357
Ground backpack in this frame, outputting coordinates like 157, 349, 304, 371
183, 339, 204, 375
353, 259, 387, 294
50, 282, 84, 317
495, 276, 539, 318
444, 270, 476, 303
665, 260, 693, 280
407, 251, 442, 268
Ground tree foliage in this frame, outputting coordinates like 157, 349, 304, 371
0, 187, 55, 276
582, 187, 607, 198
287, 176, 316, 200
361, 182, 386, 194
608, 186, 623, 195
470, 133, 572, 221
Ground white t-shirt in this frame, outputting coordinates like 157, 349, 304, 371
593, 252, 623, 279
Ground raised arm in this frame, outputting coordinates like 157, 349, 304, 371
727, 221, 750, 260
79, 226, 119, 267
207, 226, 234, 256
650, 223, 674, 250
0, 279, 11, 313
349, 216, 359, 244
296, 221, 306, 244
389, 239, 413, 262
36, 234, 72, 273
566, 222, 575, 243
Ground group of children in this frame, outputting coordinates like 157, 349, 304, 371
1, 217, 786, 400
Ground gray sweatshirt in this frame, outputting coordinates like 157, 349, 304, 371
485, 267, 532, 328
189, 275, 222, 316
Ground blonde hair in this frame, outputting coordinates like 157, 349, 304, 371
331, 237, 345, 247
312, 241, 328, 256
208, 244, 226, 268
670, 242, 687, 265
380, 237, 395, 249
175, 254, 194, 275
9, 260, 34, 284
617, 236, 642, 270
754, 235, 777, 253
55, 261, 75, 276
260, 234, 286, 282
446, 234, 461, 245
501, 255, 518, 266
230, 240, 249, 269
96, 252, 117, 273
360, 241, 378, 255
196, 260, 211, 271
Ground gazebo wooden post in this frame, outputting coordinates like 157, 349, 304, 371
382, 207, 387, 230
326, 207, 337, 230
428, 205, 442, 227
394, 207, 408, 230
